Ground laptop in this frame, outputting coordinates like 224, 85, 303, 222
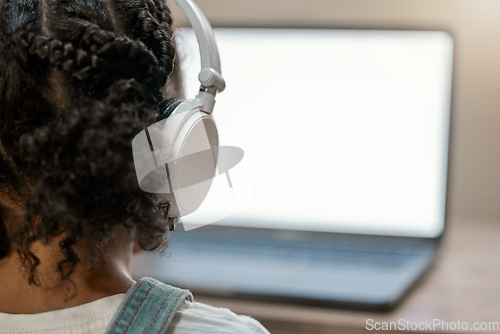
131, 28, 454, 311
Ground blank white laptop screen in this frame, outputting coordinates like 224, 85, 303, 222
176, 28, 453, 238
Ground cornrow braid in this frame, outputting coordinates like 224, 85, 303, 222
110, 0, 177, 83
45, 0, 115, 41
17, 25, 164, 104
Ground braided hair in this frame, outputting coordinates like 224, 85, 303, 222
0, 0, 182, 285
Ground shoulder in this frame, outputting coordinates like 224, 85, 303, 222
166, 300, 270, 334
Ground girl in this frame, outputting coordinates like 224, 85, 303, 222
0, 0, 269, 333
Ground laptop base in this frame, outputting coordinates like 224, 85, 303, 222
131, 226, 439, 311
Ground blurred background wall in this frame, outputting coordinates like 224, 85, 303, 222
168, 0, 500, 225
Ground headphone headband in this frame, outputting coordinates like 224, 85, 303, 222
133, 0, 226, 223
175, 0, 226, 113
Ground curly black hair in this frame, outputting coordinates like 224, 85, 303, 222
0, 0, 183, 285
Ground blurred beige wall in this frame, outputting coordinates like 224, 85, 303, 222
169, 0, 500, 224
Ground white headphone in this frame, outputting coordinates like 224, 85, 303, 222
132, 0, 225, 218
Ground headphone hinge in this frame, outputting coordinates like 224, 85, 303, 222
198, 68, 226, 92
196, 90, 216, 114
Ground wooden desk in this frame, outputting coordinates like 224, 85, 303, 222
195, 219, 500, 333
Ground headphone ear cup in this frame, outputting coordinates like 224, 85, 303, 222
158, 98, 185, 121
133, 98, 219, 218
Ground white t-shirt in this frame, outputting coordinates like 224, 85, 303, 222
0, 294, 270, 334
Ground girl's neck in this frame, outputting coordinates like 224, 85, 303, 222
0, 226, 135, 314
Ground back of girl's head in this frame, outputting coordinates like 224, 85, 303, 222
0, 0, 181, 285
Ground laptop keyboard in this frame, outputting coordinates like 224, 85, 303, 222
170, 231, 421, 268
